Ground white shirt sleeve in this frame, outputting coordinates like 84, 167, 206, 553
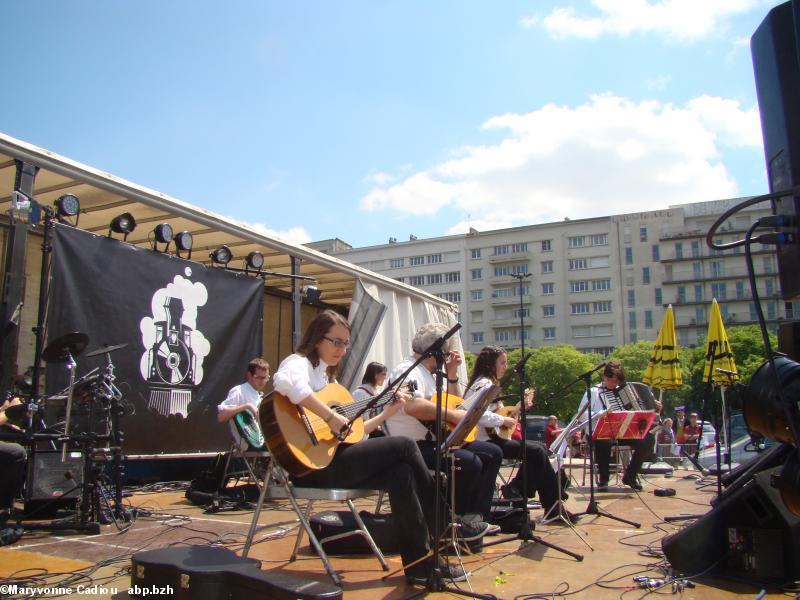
463, 378, 506, 427
218, 385, 243, 412
272, 354, 315, 405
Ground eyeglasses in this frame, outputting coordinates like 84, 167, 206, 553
323, 336, 350, 349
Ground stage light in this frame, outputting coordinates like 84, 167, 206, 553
153, 223, 173, 244
53, 193, 80, 226
743, 355, 800, 446
210, 245, 232, 266
245, 251, 264, 273
109, 212, 136, 241
55, 194, 80, 218
302, 284, 321, 304
174, 231, 193, 259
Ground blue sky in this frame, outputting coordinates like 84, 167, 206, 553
0, 0, 783, 247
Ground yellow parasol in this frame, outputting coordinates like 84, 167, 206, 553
703, 298, 739, 384
643, 305, 682, 390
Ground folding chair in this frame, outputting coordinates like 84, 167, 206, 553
219, 420, 271, 491
243, 461, 388, 587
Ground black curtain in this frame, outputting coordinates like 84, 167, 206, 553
45, 224, 263, 454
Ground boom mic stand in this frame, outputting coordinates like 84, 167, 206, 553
482, 352, 583, 561
571, 365, 641, 528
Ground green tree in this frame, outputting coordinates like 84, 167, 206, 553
609, 340, 655, 383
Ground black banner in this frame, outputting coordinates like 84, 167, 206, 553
45, 224, 263, 454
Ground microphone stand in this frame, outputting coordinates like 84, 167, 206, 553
481, 352, 583, 561
403, 324, 497, 600
571, 365, 641, 528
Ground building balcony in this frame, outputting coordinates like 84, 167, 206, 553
488, 251, 531, 264
659, 226, 751, 242
659, 247, 775, 263
490, 316, 533, 327
490, 294, 532, 306
671, 292, 783, 306
674, 315, 784, 329
489, 274, 532, 285
663, 268, 776, 284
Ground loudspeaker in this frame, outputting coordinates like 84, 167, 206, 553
752, 1, 800, 299
308, 510, 399, 555
24, 450, 84, 517
662, 466, 800, 584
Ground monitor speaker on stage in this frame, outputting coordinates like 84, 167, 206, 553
752, 0, 800, 301
24, 450, 84, 517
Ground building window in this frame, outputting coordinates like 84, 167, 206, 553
627, 290, 635, 307
438, 291, 461, 302
693, 262, 702, 279
570, 280, 589, 293
675, 242, 683, 260
749, 303, 757, 321
640, 227, 647, 242
591, 233, 608, 246
629, 311, 637, 330
630, 332, 638, 343
409, 275, 425, 286
571, 303, 590, 314
410, 255, 425, 266
695, 307, 705, 325
655, 287, 662, 305
471, 269, 482, 280
495, 330, 511, 343
652, 244, 660, 262
471, 290, 483, 301
592, 279, 611, 291
766, 278, 775, 296
763, 257, 774, 274
569, 258, 588, 270
691, 240, 700, 258
395, 277, 404, 283
645, 310, 653, 329
768, 302, 777, 319
625, 247, 633, 265
427, 254, 442, 264
471, 248, 481, 259
736, 281, 745, 299
593, 301, 612, 313
445, 271, 461, 283
543, 305, 555, 317
494, 245, 509, 255
513, 308, 531, 318
568, 236, 585, 248
711, 282, 727, 300
541, 239, 552, 252
541, 261, 553, 274
542, 282, 554, 295
710, 261, 724, 278
543, 327, 556, 340
472, 310, 483, 323
511, 242, 528, 253
572, 325, 591, 338
390, 258, 404, 268
678, 286, 686, 303
427, 273, 442, 285
511, 264, 529, 275
472, 332, 484, 344
642, 266, 650, 285
694, 284, 703, 302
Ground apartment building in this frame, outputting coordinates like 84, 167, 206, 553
324, 198, 790, 354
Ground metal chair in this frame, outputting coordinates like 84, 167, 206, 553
242, 461, 388, 587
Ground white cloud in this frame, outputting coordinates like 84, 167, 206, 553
527, 0, 765, 41
239, 220, 312, 245
360, 93, 762, 228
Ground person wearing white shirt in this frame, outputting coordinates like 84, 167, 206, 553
385, 323, 502, 526
217, 358, 270, 424
352, 362, 388, 437
463, 346, 577, 524
271, 310, 466, 584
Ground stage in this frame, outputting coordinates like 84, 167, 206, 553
0, 464, 791, 599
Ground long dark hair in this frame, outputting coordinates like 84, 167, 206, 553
361, 362, 387, 386
466, 346, 507, 391
296, 309, 350, 381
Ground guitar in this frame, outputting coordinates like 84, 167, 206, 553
260, 382, 410, 477
485, 387, 534, 440
232, 409, 266, 450
427, 393, 477, 445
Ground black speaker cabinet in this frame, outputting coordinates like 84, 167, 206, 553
24, 450, 84, 517
662, 466, 800, 584
752, 0, 800, 300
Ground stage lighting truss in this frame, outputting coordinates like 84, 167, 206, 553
152, 223, 174, 252
174, 231, 193, 259
108, 212, 137, 241
54, 193, 80, 226
245, 251, 264, 274
210, 245, 232, 266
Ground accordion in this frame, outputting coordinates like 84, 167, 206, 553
596, 382, 659, 440
600, 382, 658, 412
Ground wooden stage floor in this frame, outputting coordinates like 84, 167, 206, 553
0, 465, 794, 599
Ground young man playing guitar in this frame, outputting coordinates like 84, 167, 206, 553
384, 323, 502, 534
217, 358, 271, 449
270, 309, 466, 584
463, 346, 577, 524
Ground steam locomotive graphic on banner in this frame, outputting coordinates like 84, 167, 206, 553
139, 271, 211, 418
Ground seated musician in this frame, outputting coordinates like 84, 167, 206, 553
384, 324, 501, 536
217, 358, 270, 425
271, 310, 467, 584
0, 396, 26, 542
352, 362, 388, 438
576, 360, 661, 492
463, 347, 577, 524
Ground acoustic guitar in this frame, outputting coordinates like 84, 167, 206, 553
485, 387, 534, 440
260, 382, 408, 477
232, 409, 266, 450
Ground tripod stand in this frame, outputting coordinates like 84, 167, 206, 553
571, 366, 641, 529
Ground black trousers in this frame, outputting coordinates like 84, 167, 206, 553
489, 437, 560, 511
293, 436, 433, 571
0, 441, 26, 510
417, 439, 502, 521
593, 434, 655, 483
